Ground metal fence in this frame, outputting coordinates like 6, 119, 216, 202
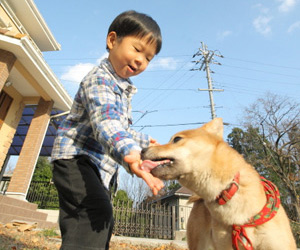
26, 181, 59, 209
1, 180, 300, 243
113, 200, 175, 239
0, 176, 10, 195
0, 180, 181, 239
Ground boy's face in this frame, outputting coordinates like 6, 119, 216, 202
107, 32, 156, 79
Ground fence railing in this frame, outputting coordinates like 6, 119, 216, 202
0, 176, 10, 195
113, 200, 175, 239
1, 179, 300, 244
0, 180, 185, 240
26, 181, 59, 209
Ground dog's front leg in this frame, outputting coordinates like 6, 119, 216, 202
187, 198, 215, 250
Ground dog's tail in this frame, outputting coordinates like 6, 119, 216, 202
188, 195, 204, 204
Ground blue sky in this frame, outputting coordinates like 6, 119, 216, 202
35, 0, 300, 144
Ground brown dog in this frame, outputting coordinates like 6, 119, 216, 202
141, 118, 296, 250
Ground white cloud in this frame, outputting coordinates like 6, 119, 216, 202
61, 55, 178, 84
278, 0, 297, 12
61, 53, 108, 84
217, 30, 232, 40
96, 52, 109, 65
253, 16, 272, 36
287, 20, 300, 32
147, 57, 178, 70
61, 63, 95, 83
253, 3, 270, 14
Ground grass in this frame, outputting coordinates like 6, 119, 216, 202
0, 223, 187, 250
38, 228, 59, 238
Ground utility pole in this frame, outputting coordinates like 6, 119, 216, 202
191, 42, 223, 119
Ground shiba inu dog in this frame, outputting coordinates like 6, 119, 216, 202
141, 118, 296, 250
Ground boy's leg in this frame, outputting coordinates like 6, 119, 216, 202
53, 155, 114, 250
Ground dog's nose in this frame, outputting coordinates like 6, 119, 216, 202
141, 148, 148, 158
141, 148, 148, 160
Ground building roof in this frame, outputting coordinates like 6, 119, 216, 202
0, 34, 72, 111
2, 0, 61, 51
165, 186, 194, 198
174, 186, 194, 196
0, 0, 72, 111
151, 185, 194, 203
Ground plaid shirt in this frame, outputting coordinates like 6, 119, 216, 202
51, 58, 150, 189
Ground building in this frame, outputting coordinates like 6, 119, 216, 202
0, 0, 72, 227
152, 185, 194, 240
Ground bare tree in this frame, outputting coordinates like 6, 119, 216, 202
118, 170, 182, 204
118, 170, 152, 204
243, 93, 300, 221
4, 163, 15, 174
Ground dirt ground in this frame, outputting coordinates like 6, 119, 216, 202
0, 223, 188, 250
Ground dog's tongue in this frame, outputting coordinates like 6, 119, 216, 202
141, 160, 169, 173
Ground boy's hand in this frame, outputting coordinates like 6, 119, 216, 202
149, 137, 160, 146
124, 150, 164, 195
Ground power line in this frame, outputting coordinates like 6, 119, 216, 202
138, 71, 197, 112
50, 55, 300, 83
133, 121, 206, 128
45, 54, 192, 61
46, 55, 300, 77
221, 64, 298, 78
215, 72, 299, 86
138, 87, 198, 92
46, 55, 300, 71
132, 105, 209, 127
225, 57, 300, 71
133, 121, 236, 128
48, 53, 299, 128
135, 57, 194, 111
132, 105, 211, 114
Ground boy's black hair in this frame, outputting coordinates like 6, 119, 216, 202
107, 10, 162, 54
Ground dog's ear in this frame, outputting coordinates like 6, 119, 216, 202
202, 118, 224, 139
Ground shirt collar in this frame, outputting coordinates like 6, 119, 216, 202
101, 58, 137, 95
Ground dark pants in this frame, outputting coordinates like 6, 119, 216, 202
52, 155, 114, 250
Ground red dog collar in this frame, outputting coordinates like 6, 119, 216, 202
216, 172, 240, 205
232, 176, 281, 250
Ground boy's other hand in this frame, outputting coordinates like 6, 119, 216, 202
149, 137, 160, 146
124, 150, 164, 195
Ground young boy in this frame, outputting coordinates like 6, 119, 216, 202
51, 10, 164, 250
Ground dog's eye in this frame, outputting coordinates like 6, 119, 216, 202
173, 136, 182, 143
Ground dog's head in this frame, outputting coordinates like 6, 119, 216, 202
141, 118, 224, 181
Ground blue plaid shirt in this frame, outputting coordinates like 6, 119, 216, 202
51, 58, 150, 189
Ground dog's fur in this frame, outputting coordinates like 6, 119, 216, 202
142, 118, 296, 250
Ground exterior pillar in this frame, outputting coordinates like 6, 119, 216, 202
0, 49, 16, 91
0, 90, 24, 172
6, 98, 53, 200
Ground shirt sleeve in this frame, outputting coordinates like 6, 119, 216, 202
79, 76, 142, 166
127, 126, 150, 149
